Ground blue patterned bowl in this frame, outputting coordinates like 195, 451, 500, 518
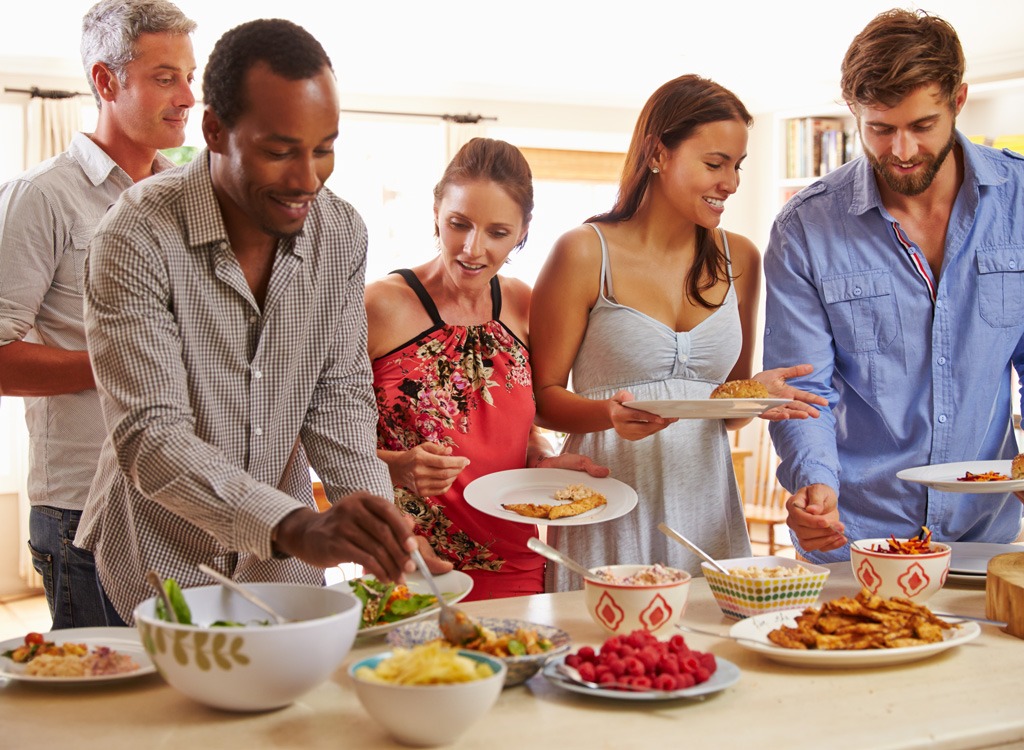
387, 616, 570, 686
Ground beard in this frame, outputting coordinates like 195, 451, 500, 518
866, 131, 956, 196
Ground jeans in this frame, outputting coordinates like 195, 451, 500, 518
28, 506, 123, 629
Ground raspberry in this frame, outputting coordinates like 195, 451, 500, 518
577, 646, 596, 662
577, 661, 597, 682
565, 654, 582, 669
622, 656, 645, 677
653, 673, 677, 691
675, 672, 696, 690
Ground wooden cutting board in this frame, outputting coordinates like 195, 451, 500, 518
986, 552, 1024, 639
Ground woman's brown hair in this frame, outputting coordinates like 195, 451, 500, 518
433, 138, 534, 251
590, 74, 752, 309
841, 9, 965, 109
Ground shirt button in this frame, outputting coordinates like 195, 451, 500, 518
937, 356, 946, 365
765, 326, 772, 336
938, 415, 947, 424
249, 315, 258, 324
218, 241, 228, 250
254, 427, 263, 436
1010, 261, 1018, 269
935, 300, 943, 309
853, 287, 862, 296
678, 354, 688, 364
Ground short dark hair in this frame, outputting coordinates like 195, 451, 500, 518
203, 18, 333, 126
433, 138, 534, 250
841, 8, 965, 109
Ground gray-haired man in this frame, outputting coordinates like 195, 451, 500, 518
0, 0, 196, 628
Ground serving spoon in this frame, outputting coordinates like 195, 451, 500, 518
527, 537, 603, 582
197, 563, 289, 625
657, 522, 729, 574
409, 548, 481, 646
146, 570, 178, 623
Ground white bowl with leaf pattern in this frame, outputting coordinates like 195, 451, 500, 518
134, 582, 361, 711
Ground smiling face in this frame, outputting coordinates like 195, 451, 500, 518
434, 179, 528, 289
857, 82, 965, 197
204, 62, 339, 245
653, 118, 748, 229
104, 31, 196, 150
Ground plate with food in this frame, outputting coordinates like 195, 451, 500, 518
728, 595, 981, 668
624, 399, 790, 420
0, 627, 155, 684
388, 616, 571, 686
541, 653, 740, 701
896, 459, 1024, 494
463, 468, 638, 526
339, 569, 474, 638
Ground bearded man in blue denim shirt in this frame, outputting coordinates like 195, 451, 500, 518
763, 8, 1024, 563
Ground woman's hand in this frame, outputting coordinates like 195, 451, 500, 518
535, 452, 610, 478
607, 389, 677, 441
752, 364, 828, 421
383, 443, 470, 497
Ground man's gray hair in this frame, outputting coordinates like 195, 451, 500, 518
81, 0, 196, 107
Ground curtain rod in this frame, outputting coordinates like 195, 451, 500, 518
3, 88, 496, 123
4, 86, 88, 99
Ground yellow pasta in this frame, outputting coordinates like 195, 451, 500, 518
356, 642, 494, 685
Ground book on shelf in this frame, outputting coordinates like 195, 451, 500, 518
785, 116, 858, 179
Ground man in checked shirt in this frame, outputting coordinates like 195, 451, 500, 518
76, 19, 425, 625
0, 0, 197, 628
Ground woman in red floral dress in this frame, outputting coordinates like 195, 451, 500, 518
366, 138, 607, 600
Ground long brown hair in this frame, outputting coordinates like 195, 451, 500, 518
590, 74, 752, 309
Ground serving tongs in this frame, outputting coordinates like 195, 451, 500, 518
409, 549, 481, 646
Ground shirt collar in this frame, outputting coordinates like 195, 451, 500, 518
849, 130, 992, 217
181, 150, 305, 258
70, 131, 176, 186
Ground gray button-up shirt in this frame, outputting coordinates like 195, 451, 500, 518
78, 151, 392, 622
0, 133, 169, 511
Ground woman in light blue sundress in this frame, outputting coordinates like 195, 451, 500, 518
530, 75, 826, 591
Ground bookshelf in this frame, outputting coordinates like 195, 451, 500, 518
773, 108, 858, 207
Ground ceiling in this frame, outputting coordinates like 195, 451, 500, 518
4, 0, 1024, 115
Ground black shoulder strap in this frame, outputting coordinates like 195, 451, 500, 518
490, 275, 502, 320
391, 269, 443, 327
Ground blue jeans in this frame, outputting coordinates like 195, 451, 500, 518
28, 506, 123, 629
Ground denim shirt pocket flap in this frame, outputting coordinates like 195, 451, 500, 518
976, 244, 1024, 327
821, 269, 896, 352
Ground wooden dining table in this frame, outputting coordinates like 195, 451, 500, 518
2, 564, 1022, 750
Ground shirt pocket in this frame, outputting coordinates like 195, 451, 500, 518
52, 227, 94, 295
821, 269, 897, 353
977, 245, 1024, 328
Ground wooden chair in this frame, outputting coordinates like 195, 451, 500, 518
735, 423, 791, 556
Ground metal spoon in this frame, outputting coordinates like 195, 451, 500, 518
409, 549, 480, 646
527, 537, 603, 582
657, 522, 729, 574
197, 563, 289, 625
555, 662, 677, 695
675, 623, 771, 647
146, 570, 178, 623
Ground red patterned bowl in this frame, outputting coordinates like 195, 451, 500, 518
583, 564, 691, 637
850, 539, 951, 603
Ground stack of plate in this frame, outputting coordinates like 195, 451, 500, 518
947, 542, 1024, 584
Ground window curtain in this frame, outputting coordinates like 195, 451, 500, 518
13, 95, 83, 590
445, 121, 487, 162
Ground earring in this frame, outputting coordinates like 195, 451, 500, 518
650, 167, 660, 174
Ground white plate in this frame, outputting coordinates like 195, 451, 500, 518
624, 399, 791, 420
728, 609, 981, 668
338, 569, 474, 638
0, 627, 155, 684
541, 653, 740, 700
947, 541, 1024, 575
463, 468, 638, 526
896, 460, 1024, 493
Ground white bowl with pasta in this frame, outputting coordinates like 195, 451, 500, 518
349, 645, 506, 746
